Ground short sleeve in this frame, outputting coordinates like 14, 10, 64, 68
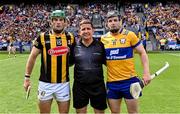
129, 31, 141, 48
33, 35, 43, 49
70, 32, 75, 45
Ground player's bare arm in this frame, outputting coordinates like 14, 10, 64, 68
23, 47, 41, 91
135, 44, 151, 85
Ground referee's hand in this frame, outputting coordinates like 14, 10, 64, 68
24, 78, 31, 92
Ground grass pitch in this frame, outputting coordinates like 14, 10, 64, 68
0, 52, 180, 113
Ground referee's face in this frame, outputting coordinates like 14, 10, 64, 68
51, 17, 66, 34
79, 23, 94, 40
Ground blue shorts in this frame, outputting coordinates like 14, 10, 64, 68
107, 77, 142, 99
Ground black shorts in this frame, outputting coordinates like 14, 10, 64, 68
73, 81, 107, 110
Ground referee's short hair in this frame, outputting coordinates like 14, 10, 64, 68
79, 19, 93, 28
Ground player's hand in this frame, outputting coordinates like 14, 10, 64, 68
23, 78, 31, 92
142, 73, 151, 86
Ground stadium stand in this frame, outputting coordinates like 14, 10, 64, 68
0, 1, 179, 51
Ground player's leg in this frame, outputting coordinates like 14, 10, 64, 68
123, 77, 141, 114
107, 82, 123, 113
8, 46, 11, 57
125, 99, 138, 114
38, 81, 54, 113
55, 82, 70, 113
57, 100, 70, 113
38, 100, 53, 113
12, 46, 16, 57
108, 98, 122, 113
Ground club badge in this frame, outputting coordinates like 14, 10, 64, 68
120, 38, 126, 44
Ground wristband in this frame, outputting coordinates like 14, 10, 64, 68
25, 75, 30, 79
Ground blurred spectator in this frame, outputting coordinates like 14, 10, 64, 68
159, 38, 167, 51
0, 2, 179, 52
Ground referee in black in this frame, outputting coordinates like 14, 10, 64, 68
71, 19, 107, 113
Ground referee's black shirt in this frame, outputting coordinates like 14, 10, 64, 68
72, 39, 106, 84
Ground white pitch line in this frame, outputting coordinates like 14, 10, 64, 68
0, 55, 29, 62
168, 53, 180, 57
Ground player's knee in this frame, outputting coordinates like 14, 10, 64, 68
109, 107, 121, 114
76, 107, 87, 113
127, 107, 138, 114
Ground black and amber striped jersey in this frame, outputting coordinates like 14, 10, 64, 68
33, 31, 74, 83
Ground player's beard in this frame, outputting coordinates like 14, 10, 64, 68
110, 28, 119, 34
53, 28, 64, 34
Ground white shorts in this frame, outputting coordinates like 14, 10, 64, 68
38, 81, 70, 102
8, 46, 15, 51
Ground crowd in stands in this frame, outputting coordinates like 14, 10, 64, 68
0, 2, 179, 51
145, 3, 180, 47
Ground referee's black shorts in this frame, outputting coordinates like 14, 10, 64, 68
73, 81, 107, 110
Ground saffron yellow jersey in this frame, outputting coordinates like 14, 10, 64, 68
101, 29, 141, 82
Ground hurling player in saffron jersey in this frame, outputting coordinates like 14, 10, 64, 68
101, 10, 151, 113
